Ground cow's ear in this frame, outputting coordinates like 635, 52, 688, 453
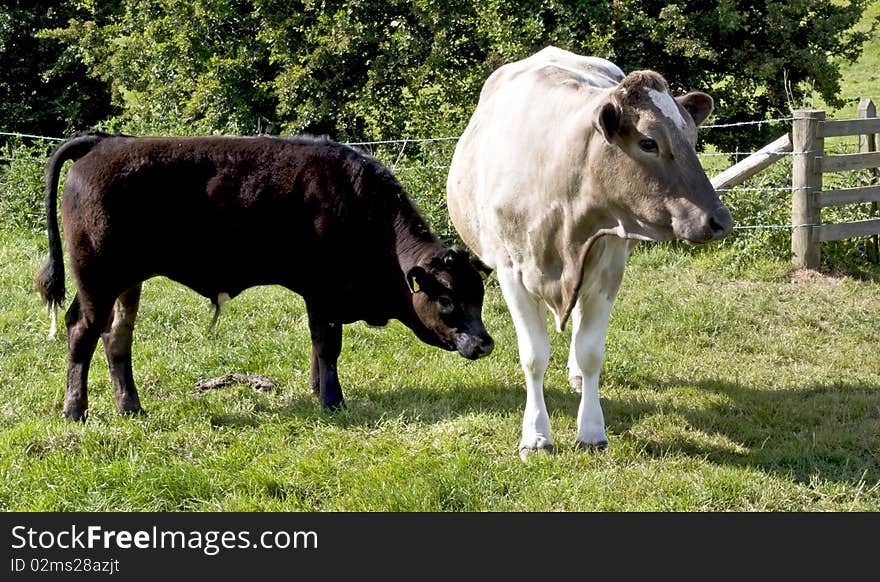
471, 257, 492, 281
677, 92, 714, 126
593, 99, 621, 143
406, 266, 428, 294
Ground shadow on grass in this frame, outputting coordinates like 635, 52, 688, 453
604, 376, 880, 486
206, 373, 880, 487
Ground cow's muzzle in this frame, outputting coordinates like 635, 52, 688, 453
707, 205, 734, 240
682, 205, 734, 243
455, 331, 495, 360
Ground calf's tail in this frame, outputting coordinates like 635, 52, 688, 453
35, 132, 110, 338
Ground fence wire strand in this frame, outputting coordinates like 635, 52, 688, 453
0, 131, 64, 142
4, 115, 869, 234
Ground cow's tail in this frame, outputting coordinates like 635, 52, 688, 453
35, 132, 109, 338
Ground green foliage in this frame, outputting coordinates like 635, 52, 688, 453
35, 0, 874, 149
0, 1, 117, 137
41, 0, 278, 135
0, 139, 56, 232
660, 137, 880, 273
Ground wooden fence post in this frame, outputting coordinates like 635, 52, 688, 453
792, 109, 824, 269
858, 98, 878, 263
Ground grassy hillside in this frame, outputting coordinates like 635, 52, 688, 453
818, 0, 880, 118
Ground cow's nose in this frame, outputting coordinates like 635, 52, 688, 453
456, 333, 494, 360
476, 336, 494, 358
708, 206, 733, 240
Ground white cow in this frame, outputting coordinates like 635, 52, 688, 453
446, 47, 732, 459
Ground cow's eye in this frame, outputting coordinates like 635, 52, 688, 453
437, 295, 454, 313
639, 138, 658, 153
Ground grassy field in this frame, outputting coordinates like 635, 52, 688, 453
1, 2, 879, 512
1, 228, 879, 511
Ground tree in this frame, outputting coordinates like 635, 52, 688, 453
42, 0, 279, 135
0, 0, 118, 138
42, 0, 876, 151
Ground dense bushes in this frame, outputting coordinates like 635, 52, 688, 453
7, 0, 871, 150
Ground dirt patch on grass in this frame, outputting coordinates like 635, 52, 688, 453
788, 268, 847, 286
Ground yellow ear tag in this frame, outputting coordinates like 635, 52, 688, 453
412, 279, 420, 293
480, 271, 489, 281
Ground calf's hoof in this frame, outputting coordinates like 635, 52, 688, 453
62, 405, 88, 422
116, 394, 144, 416
321, 399, 346, 413
518, 443, 555, 462
568, 375, 583, 393
575, 440, 608, 452
119, 406, 147, 418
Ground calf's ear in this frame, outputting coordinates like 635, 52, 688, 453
406, 266, 428, 294
593, 99, 621, 143
677, 91, 714, 126
471, 257, 492, 281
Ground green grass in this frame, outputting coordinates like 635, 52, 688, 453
1, 229, 878, 511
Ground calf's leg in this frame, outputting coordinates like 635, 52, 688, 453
64, 291, 114, 421
307, 311, 345, 411
101, 284, 144, 415
309, 345, 319, 395
497, 268, 553, 460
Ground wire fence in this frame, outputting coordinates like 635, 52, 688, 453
0, 115, 873, 235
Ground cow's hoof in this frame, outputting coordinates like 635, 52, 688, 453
575, 440, 608, 452
62, 406, 88, 422
321, 399, 346, 413
518, 443, 555, 462
568, 375, 583, 393
116, 395, 144, 416
119, 406, 146, 418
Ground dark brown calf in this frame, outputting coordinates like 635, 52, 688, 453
37, 133, 494, 419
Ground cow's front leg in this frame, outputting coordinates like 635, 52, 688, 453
307, 311, 345, 411
569, 244, 629, 449
498, 268, 553, 460
102, 284, 144, 415
568, 290, 616, 450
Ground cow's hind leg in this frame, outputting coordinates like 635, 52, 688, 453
568, 292, 615, 450
102, 284, 144, 415
498, 268, 553, 460
306, 309, 345, 412
567, 339, 583, 393
309, 345, 320, 395
63, 291, 115, 421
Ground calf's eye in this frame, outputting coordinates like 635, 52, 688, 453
639, 138, 658, 153
438, 296, 454, 313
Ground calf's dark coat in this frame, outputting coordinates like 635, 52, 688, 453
37, 133, 494, 420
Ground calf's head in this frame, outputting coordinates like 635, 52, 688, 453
405, 246, 494, 360
589, 70, 733, 244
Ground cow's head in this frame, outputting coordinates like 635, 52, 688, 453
589, 70, 732, 243
405, 246, 494, 360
